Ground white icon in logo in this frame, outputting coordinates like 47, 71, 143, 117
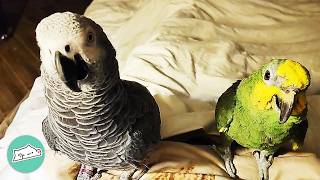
12, 144, 42, 163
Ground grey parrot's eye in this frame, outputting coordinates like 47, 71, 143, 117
87, 32, 94, 43
65, 45, 70, 53
264, 70, 271, 80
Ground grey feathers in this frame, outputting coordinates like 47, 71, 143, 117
41, 68, 161, 170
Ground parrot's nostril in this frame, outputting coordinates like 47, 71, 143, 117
65, 45, 70, 53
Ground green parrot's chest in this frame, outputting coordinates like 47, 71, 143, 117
227, 106, 301, 151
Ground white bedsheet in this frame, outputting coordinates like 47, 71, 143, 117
85, 0, 320, 138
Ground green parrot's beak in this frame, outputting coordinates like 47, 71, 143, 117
278, 90, 296, 124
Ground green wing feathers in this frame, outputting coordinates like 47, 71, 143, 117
215, 81, 240, 133
290, 119, 308, 151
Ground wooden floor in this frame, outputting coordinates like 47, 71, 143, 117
0, 0, 92, 123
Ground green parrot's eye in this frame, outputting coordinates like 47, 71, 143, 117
264, 70, 271, 80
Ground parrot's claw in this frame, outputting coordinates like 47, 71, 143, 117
90, 174, 101, 180
77, 165, 103, 180
253, 150, 273, 180
212, 145, 236, 178
77, 165, 95, 180
225, 158, 236, 178
90, 168, 103, 180
132, 166, 148, 180
120, 165, 148, 180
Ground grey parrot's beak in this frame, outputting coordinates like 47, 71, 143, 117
278, 90, 296, 124
54, 51, 88, 92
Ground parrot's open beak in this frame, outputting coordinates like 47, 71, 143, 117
277, 90, 296, 124
54, 51, 88, 92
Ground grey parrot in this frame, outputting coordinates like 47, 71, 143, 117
36, 12, 161, 180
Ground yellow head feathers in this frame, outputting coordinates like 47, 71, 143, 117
276, 59, 310, 90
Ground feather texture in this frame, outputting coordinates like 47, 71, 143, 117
41, 65, 160, 170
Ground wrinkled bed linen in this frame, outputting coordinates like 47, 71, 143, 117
86, 0, 320, 139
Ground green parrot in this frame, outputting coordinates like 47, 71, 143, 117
214, 59, 310, 180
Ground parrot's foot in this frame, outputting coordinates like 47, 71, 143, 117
77, 165, 95, 180
120, 165, 149, 180
224, 156, 236, 178
90, 168, 103, 180
212, 145, 236, 178
253, 150, 273, 180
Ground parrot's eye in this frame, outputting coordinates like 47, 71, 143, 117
87, 32, 94, 43
264, 70, 271, 80
65, 45, 70, 53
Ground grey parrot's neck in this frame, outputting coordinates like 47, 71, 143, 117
41, 65, 129, 125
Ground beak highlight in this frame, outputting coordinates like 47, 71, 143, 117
54, 51, 88, 92
278, 90, 296, 124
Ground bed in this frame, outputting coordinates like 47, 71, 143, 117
1, 0, 320, 179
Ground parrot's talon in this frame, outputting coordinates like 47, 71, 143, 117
77, 165, 95, 180
120, 165, 148, 180
90, 168, 103, 180
222, 147, 236, 178
225, 158, 236, 178
132, 166, 148, 180
253, 150, 273, 180
119, 172, 131, 180
119, 170, 137, 180
132, 162, 149, 180
212, 145, 236, 178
